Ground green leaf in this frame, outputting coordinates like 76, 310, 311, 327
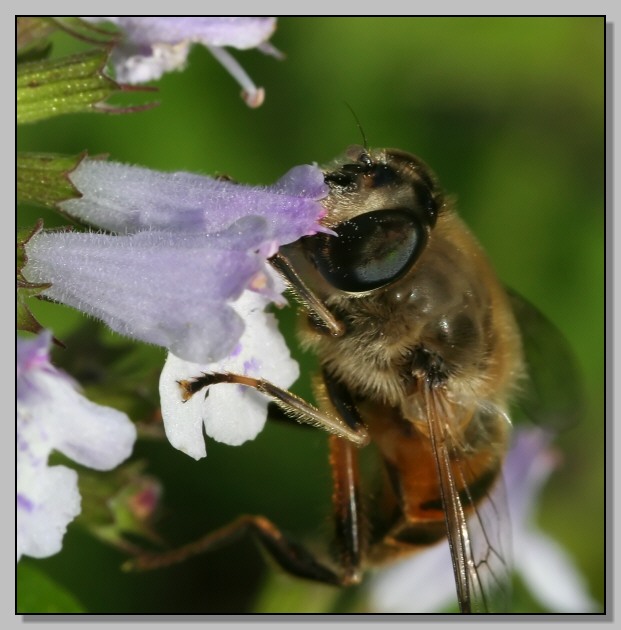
17, 153, 85, 208
17, 561, 86, 613
17, 48, 121, 124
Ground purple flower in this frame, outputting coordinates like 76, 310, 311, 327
82, 17, 281, 106
17, 331, 136, 561
22, 160, 328, 364
59, 159, 328, 240
159, 273, 299, 459
368, 427, 598, 613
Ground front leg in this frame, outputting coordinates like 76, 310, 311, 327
178, 371, 369, 447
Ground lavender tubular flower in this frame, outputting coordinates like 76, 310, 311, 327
23, 162, 328, 364
24, 226, 262, 363
17, 331, 136, 561
82, 17, 280, 106
59, 159, 329, 238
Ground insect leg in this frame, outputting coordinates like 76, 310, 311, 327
179, 371, 369, 447
322, 372, 367, 584
125, 514, 342, 586
127, 392, 366, 585
329, 436, 365, 585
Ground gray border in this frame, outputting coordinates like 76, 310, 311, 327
605, 18, 614, 625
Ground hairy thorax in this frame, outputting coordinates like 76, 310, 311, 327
296, 210, 524, 419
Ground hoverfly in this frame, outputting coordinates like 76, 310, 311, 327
133, 146, 529, 612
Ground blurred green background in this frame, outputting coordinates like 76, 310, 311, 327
17, 17, 604, 613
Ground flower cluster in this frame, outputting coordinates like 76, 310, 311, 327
17, 16, 318, 565
17, 331, 136, 560
22, 158, 329, 459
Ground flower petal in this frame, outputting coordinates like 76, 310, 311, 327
17, 331, 137, 561
516, 531, 599, 612
82, 17, 278, 90
17, 332, 137, 470
503, 426, 558, 526
33, 371, 136, 470
111, 41, 190, 85
23, 227, 269, 363
30, 161, 328, 362
505, 428, 598, 612
17, 464, 81, 561
160, 285, 299, 459
86, 17, 277, 50
159, 353, 208, 460
369, 542, 455, 613
60, 160, 328, 239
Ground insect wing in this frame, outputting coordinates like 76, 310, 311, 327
507, 289, 584, 432
461, 468, 512, 612
423, 386, 512, 613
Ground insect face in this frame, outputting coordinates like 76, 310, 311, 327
285, 147, 523, 420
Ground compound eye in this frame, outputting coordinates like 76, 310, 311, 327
307, 209, 427, 292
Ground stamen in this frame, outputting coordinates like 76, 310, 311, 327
257, 41, 286, 60
207, 45, 264, 107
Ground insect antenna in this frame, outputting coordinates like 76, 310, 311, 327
344, 102, 369, 152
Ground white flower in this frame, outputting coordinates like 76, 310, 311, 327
159, 274, 299, 460
17, 331, 137, 561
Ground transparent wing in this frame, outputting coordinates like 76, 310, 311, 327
507, 288, 585, 432
426, 289, 582, 612
423, 385, 512, 613
461, 468, 512, 612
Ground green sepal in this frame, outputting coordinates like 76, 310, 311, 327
17, 220, 51, 334
17, 152, 86, 209
18, 222, 38, 268
16, 17, 120, 69
17, 219, 44, 276
17, 48, 143, 124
